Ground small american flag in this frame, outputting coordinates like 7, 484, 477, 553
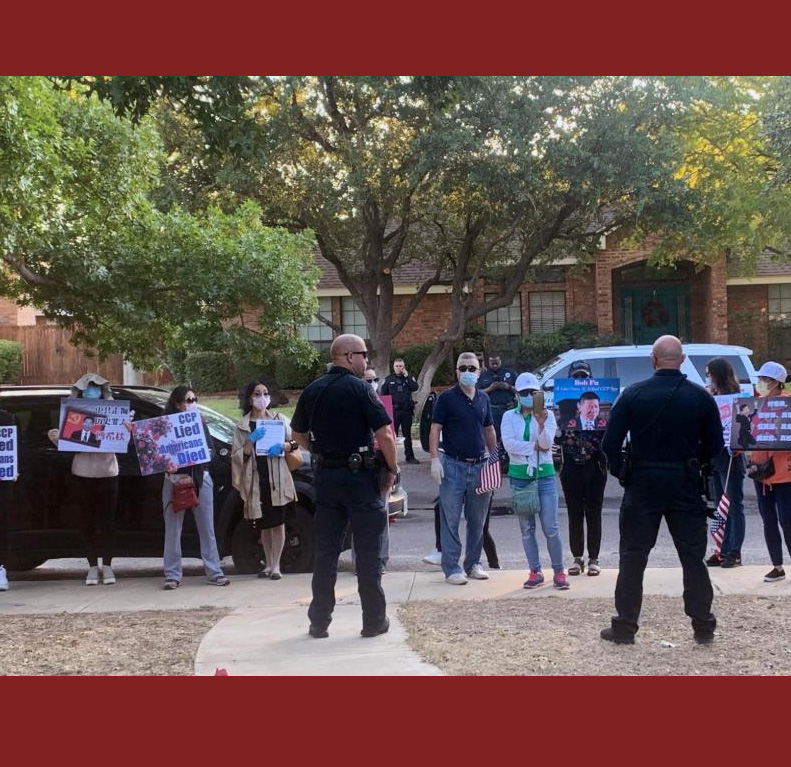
476, 450, 502, 495
709, 492, 731, 555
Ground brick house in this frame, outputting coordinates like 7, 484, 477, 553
301, 235, 791, 370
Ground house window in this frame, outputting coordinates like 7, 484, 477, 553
341, 297, 368, 338
768, 283, 791, 362
485, 293, 522, 337
299, 297, 334, 348
768, 283, 791, 318
529, 291, 566, 333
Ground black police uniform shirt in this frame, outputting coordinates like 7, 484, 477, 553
432, 385, 493, 460
602, 368, 724, 477
291, 367, 391, 457
477, 367, 517, 410
380, 372, 419, 413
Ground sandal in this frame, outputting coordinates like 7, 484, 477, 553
163, 580, 180, 590
208, 575, 230, 587
568, 557, 584, 576
587, 560, 601, 576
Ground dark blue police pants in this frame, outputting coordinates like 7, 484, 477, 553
613, 468, 715, 636
308, 467, 387, 631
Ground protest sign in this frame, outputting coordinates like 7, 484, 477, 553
131, 410, 211, 475
0, 424, 17, 481
730, 396, 791, 451
57, 398, 131, 453
714, 394, 742, 450
254, 419, 286, 456
553, 378, 620, 431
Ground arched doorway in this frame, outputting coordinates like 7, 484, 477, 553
616, 262, 691, 344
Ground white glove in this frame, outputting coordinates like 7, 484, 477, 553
430, 457, 444, 484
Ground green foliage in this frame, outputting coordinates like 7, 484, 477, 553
184, 351, 234, 393
0, 340, 22, 383
393, 344, 454, 386
517, 323, 628, 371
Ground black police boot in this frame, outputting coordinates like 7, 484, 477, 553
309, 624, 329, 639
600, 626, 635, 645
361, 617, 390, 638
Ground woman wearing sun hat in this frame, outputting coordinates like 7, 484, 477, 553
749, 361, 791, 583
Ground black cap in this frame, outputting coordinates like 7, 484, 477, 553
569, 360, 592, 377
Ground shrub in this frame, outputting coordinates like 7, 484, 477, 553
517, 323, 629, 371
393, 344, 454, 386
184, 351, 234, 393
0, 340, 22, 383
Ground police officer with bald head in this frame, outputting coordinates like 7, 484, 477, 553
291, 334, 398, 640
601, 335, 723, 645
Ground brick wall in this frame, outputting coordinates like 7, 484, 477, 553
727, 284, 768, 362
0, 297, 19, 326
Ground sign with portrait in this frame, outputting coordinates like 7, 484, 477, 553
553, 378, 620, 431
57, 398, 131, 453
730, 397, 791, 452
131, 410, 211, 475
0, 424, 17, 481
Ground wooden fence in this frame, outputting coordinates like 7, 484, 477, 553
0, 326, 124, 385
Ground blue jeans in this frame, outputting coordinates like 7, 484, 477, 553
439, 455, 492, 576
512, 476, 564, 573
755, 480, 791, 567
711, 450, 745, 556
162, 473, 224, 582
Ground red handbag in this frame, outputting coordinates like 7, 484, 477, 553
171, 478, 199, 511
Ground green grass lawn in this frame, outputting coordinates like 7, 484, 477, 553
201, 396, 295, 422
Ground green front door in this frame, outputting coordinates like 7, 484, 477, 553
622, 285, 690, 344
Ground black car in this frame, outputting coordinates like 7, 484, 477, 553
0, 385, 318, 574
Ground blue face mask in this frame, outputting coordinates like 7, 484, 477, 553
520, 395, 534, 409
459, 372, 478, 387
84, 384, 102, 399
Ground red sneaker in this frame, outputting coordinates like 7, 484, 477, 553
523, 570, 545, 589
553, 572, 570, 590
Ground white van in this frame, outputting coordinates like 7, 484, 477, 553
533, 344, 758, 405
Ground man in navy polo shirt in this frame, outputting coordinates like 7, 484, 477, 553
429, 351, 498, 584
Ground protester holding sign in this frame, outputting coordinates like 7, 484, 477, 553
704, 357, 746, 569
232, 377, 299, 581
159, 386, 229, 590
748, 362, 791, 584
0, 407, 18, 592
47, 374, 124, 586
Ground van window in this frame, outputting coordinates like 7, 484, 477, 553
688, 355, 751, 384
546, 358, 608, 382
613, 357, 656, 388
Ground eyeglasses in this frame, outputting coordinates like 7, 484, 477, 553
457, 365, 479, 373
184, 397, 199, 404
349, 350, 369, 358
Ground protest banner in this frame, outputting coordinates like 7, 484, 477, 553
730, 396, 791, 451
57, 398, 131, 453
714, 394, 743, 450
553, 378, 620, 431
0, 423, 17, 481
131, 410, 211, 475
254, 419, 286, 456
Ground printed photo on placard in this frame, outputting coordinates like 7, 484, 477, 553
0, 423, 17, 481
553, 378, 620, 431
131, 410, 211, 475
57, 398, 131, 453
730, 396, 791, 451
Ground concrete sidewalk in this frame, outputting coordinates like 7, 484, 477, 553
2, 565, 789, 675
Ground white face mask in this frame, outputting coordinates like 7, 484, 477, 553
253, 395, 270, 411
756, 381, 773, 397
185, 402, 199, 412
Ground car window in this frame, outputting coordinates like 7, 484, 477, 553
546, 358, 608, 382
688, 355, 751, 384
3, 403, 60, 448
613, 356, 656, 388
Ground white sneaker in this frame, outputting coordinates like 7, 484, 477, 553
101, 565, 116, 585
422, 549, 442, 566
85, 566, 100, 586
467, 563, 490, 580
446, 572, 468, 585
0, 565, 8, 591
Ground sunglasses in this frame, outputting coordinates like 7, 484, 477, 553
349, 350, 369, 358
457, 365, 479, 373
184, 397, 199, 404
367, 377, 379, 383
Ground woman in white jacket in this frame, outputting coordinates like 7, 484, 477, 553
501, 372, 569, 590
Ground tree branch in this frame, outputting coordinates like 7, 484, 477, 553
2, 253, 52, 287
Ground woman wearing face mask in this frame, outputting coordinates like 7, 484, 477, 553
48, 374, 122, 586
501, 372, 569, 590
232, 377, 299, 580
703, 358, 747, 568
161, 386, 229, 589
748, 362, 791, 583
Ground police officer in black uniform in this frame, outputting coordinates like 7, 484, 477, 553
380, 358, 420, 464
291, 334, 398, 639
601, 335, 723, 645
477, 354, 517, 449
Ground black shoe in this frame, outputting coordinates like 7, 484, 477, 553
405, 457, 420, 465
694, 631, 715, 645
361, 617, 390, 638
308, 625, 329, 639
488, 562, 501, 570
600, 627, 635, 645
764, 567, 786, 583
720, 554, 742, 569
705, 554, 722, 567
